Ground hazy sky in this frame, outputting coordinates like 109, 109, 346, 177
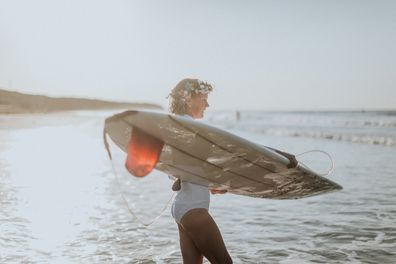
0, 0, 395, 110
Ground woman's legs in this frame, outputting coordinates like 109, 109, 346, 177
178, 223, 204, 264
179, 208, 232, 264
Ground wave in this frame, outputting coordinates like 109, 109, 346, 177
251, 128, 396, 147
342, 120, 396, 128
207, 111, 396, 129
206, 111, 396, 147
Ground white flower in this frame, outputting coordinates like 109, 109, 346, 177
168, 79, 213, 102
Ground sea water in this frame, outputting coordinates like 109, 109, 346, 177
0, 110, 395, 263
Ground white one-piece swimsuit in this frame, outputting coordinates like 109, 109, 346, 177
171, 181, 210, 224
170, 114, 210, 223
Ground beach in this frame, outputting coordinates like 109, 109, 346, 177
0, 110, 395, 263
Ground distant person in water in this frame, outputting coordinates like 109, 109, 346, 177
167, 78, 233, 264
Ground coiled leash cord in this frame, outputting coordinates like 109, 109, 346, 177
104, 130, 175, 227
295, 149, 334, 177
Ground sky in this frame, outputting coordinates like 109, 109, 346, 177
0, 0, 395, 110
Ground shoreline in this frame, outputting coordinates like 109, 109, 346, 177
0, 110, 120, 130
0, 88, 162, 115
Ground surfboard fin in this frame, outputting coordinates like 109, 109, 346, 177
267, 146, 298, 169
125, 127, 164, 177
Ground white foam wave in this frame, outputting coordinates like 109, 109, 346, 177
253, 128, 396, 147
206, 111, 396, 147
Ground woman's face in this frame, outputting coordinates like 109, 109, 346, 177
186, 93, 209, 119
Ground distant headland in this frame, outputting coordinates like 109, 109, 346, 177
0, 88, 162, 114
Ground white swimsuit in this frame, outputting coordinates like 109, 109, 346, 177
170, 114, 210, 223
171, 181, 210, 223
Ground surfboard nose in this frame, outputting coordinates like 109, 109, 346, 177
125, 127, 164, 177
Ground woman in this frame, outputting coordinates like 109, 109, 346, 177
168, 78, 233, 264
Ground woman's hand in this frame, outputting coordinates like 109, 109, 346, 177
274, 149, 298, 168
172, 178, 181, 191
210, 189, 228, 194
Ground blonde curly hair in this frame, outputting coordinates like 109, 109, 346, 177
168, 78, 213, 115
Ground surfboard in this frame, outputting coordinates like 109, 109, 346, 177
104, 110, 342, 199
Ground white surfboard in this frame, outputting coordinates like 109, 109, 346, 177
104, 110, 342, 199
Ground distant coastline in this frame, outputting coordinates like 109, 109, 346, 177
0, 88, 162, 114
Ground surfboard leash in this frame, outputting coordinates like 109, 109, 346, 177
103, 129, 175, 227
295, 149, 334, 177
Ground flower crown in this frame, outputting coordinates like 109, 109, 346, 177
185, 80, 213, 94
168, 79, 213, 102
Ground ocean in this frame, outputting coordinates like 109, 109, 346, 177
0, 110, 395, 263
